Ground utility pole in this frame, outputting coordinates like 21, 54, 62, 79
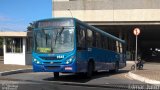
67, 9, 73, 18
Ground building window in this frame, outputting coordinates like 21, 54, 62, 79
6, 37, 23, 53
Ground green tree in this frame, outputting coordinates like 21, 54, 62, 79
27, 23, 33, 32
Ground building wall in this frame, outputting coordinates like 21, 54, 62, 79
26, 53, 32, 65
25, 38, 32, 65
3, 38, 25, 65
3, 37, 32, 65
53, 0, 160, 21
4, 53, 26, 65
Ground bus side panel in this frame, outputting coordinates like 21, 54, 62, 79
119, 53, 126, 69
76, 51, 88, 73
75, 48, 126, 72
92, 48, 115, 71
92, 48, 126, 71
92, 48, 107, 71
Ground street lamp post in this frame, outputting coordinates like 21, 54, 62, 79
67, 9, 73, 18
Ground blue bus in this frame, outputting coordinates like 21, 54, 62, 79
32, 18, 126, 78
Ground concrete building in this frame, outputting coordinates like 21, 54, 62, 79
53, 0, 160, 61
0, 32, 32, 65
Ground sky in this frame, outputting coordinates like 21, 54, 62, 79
0, 0, 52, 31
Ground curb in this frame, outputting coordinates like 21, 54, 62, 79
0, 68, 32, 76
128, 71, 160, 84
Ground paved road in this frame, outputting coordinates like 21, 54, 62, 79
0, 71, 144, 90
0, 64, 148, 90
1, 70, 140, 83
0, 80, 130, 90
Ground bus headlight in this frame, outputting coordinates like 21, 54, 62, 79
65, 56, 75, 64
33, 58, 37, 62
33, 58, 42, 64
36, 61, 40, 64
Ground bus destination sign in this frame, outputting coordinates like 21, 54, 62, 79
37, 19, 74, 28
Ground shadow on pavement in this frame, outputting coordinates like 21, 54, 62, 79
43, 70, 129, 83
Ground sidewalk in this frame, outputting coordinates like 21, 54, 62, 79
128, 62, 160, 84
0, 61, 32, 76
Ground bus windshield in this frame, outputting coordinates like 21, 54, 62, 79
34, 28, 74, 54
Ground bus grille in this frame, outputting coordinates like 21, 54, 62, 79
43, 62, 61, 65
40, 57, 61, 60
45, 66, 60, 70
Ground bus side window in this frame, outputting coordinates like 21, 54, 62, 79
86, 29, 93, 47
96, 32, 102, 48
77, 25, 86, 50
105, 37, 109, 50
92, 31, 96, 47
119, 42, 123, 53
112, 40, 116, 52
108, 38, 111, 50
108, 38, 115, 51
101, 35, 105, 49
116, 41, 120, 53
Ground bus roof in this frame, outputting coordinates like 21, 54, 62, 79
34, 18, 125, 44
34, 18, 73, 22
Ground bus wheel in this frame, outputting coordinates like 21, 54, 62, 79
86, 62, 93, 78
109, 62, 119, 73
54, 72, 59, 78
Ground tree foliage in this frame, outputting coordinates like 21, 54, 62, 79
27, 23, 33, 32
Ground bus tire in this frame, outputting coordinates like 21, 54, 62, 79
86, 61, 94, 78
54, 72, 59, 78
109, 61, 119, 73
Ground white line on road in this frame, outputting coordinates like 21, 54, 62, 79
124, 74, 133, 80
105, 82, 110, 84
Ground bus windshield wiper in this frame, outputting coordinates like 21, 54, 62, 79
50, 27, 64, 53
54, 27, 64, 45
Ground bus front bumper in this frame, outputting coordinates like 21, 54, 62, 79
32, 63, 77, 73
